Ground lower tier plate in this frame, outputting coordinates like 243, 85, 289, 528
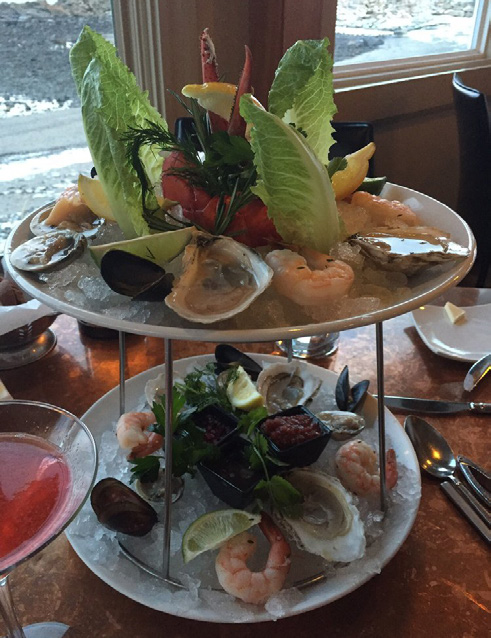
66, 354, 421, 623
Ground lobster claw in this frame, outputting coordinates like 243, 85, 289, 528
227, 45, 252, 138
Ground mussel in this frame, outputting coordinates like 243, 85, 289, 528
335, 366, 369, 412
100, 250, 174, 301
214, 345, 263, 381
90, 477, 158, 536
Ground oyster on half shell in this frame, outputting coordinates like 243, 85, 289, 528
256, 362, 322, 413
10, 230, 86, 272
165, 231, 273, 324
280, 469, 366, 563
316, 411, 365, 440
349, 226, 469, 275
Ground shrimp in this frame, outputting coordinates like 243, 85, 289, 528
116, 411, 163, 459
264, 248, 354, 306
215, 512, 291, 605
335, 439, 398, 497
349, 191, 421, 229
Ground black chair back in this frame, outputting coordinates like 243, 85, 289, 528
452, 73, 491, 286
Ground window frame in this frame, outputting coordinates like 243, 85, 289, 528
333, 0, 491, 90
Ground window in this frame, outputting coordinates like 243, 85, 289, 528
0, 0, 114, 252
333, 0, 490, 88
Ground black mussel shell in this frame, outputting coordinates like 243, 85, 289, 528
349, 379, 370, 412
90, 477, 158, 536
335, 365, 369, 412
214, 345, 263, 381
100, 250, 174, 302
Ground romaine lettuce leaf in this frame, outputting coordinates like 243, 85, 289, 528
268, 39, 336, 166
240, 95, 343, 253
70, 26, 166, 238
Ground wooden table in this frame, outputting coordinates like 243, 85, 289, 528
1, 310, 489, 637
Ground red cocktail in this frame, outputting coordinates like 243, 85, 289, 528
0, 401, 97, 638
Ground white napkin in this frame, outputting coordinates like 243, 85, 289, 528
0, 300, 56, 337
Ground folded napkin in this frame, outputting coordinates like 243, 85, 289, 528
0, 277, 56, 337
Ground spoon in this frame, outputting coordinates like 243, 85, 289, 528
405, 415, 490, 541
463, 353, 491, 392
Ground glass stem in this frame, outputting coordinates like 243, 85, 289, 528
0, 575, 26, 638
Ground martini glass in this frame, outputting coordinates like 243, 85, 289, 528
0, 400, 98, 638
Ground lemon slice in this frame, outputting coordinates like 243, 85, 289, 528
226, 365, 264, 411
331, 142, 376, 201
77, 174, 116, 221
182, 82, 264, 122
182, 509, 261, 563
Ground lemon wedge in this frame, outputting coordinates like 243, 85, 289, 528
331, 142, 376, 201
182, 82, 264, 121
182, 509, 261, 564
77, 174, 116, 221
226, 365, 264, 411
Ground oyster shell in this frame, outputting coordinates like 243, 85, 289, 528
316, 410, 365, 440
165, 231, 273, 323
10, 230, 86, 272
256, 362, 322, 413
30, 202, 103, 238
349, 226, 469, 275
280, 469, 365, 562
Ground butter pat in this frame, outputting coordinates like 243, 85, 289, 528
444, 301, 467, 324
0, 379, 12, 401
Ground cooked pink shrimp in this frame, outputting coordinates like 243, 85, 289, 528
116, 411, 162, 459
350, 191, 421, 228
264, 248, 354, 306
215, 512, 291, 605
335, 439, 398, 497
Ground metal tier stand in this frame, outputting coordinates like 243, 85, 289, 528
116, 323, 388, 588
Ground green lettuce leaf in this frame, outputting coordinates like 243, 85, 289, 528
70, 26, 166, 238
268, 38, 336, 165
240, 95, 343, 253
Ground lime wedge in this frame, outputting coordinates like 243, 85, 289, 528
182, 509, 261, 564
226, 365, 264, 411
89, 227, 192, 268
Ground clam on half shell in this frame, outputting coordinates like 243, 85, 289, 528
280, 469, 366, 563
256, 362, 322, 414
349, 226, 469, 275
165, 231, 273, 324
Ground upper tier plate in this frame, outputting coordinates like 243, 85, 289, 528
4, 184, 475, 343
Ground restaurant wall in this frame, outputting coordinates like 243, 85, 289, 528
335, 67, 491, 211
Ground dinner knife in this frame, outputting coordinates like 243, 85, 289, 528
378, 396, 491, 414
440, 481, 490, 544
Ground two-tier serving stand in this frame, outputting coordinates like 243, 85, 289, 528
4, 185, 476, 597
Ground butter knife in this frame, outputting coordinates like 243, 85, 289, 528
463, 353, 491, 392
379, 396, 491, 414
440, 481, 490, 543
457, 455, 491, 508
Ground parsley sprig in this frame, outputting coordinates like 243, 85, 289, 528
238, 408, 303, 516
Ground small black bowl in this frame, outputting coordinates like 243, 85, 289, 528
191, 404, 239, 446
198, 438, 262, 509
259, 405, 332, 467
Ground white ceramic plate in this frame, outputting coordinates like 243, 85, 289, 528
412, 288, 491, 362
5, 184, 475, 342
66, 354, 421, 623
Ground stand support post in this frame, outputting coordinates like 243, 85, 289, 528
118, 331, 126, 416
375, 322, 388, 513
162, 338, 174, 578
